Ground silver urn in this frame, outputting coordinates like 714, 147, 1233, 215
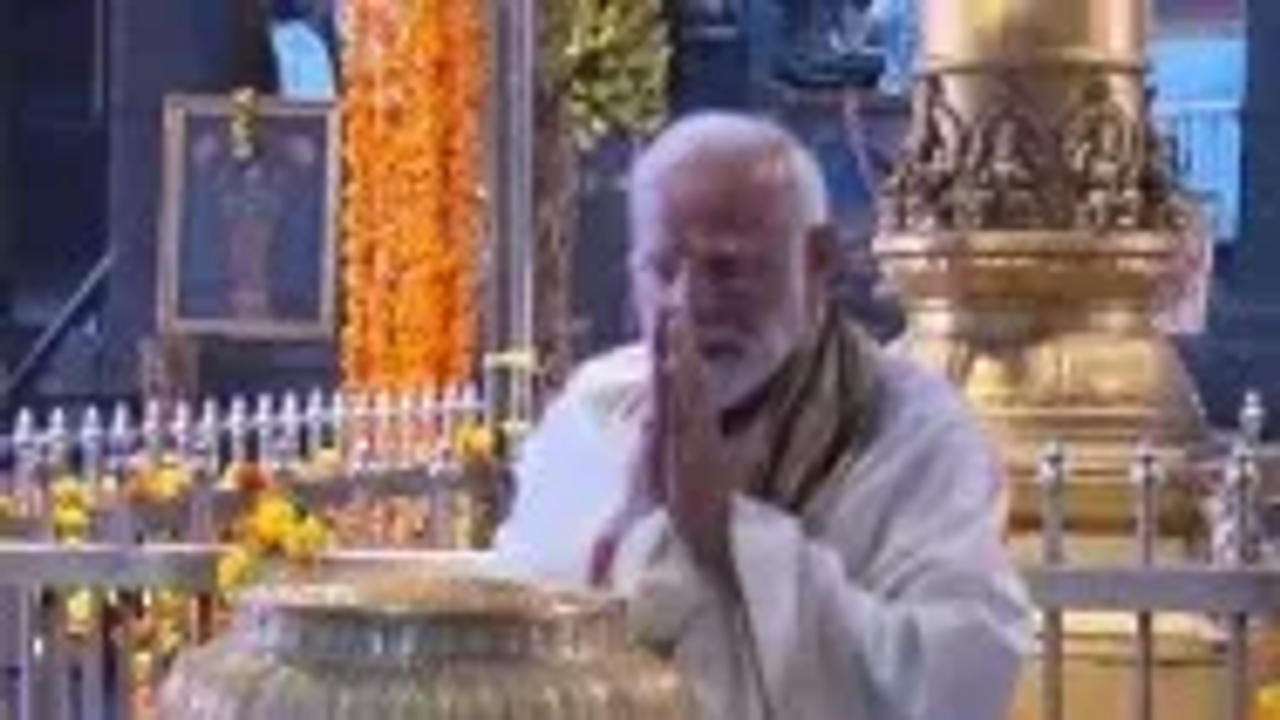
158, 571, 695, 718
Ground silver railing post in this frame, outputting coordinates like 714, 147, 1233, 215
189, 400, 220, 544
1131, 441, 1161, 720
1038, 441, 1066, 720
304, 388, 326, 462
253, 393, 276, 473
227, 396, 248, 467
11, 408, 39, 720
1226, 390, 1265, 720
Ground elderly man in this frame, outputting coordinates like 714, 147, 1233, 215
495, 113, 1029, 719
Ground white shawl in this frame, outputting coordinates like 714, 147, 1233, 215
495, 344, 1031, 719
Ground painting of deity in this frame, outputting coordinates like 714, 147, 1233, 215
157, 94, 338, 339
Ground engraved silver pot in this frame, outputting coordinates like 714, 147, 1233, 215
158, 572, 695, 718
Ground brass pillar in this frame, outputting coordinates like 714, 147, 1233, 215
874, 0, 1207, 531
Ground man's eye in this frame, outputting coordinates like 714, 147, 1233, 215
650, 257, 678, 282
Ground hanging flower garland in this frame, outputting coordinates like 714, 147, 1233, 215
340, 0, 488, 391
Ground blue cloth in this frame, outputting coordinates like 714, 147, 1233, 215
868, 0, 917, 96
270, 20, 337, 100
1150, 34, 1244, 102
1150, 34, 1244, 242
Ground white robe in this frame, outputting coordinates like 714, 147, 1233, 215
494, 344, 1032, 720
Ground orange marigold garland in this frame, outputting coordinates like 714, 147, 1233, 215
340, 0, 487, 391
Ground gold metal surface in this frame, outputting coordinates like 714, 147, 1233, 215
922, 0, 1145, 68
1011, 612, 1224, 720
880, 10, 1219, 712
921, 0, 1145, 120
877, 0, 1208, 524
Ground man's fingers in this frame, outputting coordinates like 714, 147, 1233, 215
668, 310, 714, 439
640, 412, 666, 503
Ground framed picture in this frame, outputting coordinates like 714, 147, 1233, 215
157, 93, 339, 339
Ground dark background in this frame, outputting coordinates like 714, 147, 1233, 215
0, 0, 1277, 431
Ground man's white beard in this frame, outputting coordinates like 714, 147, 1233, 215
702, 321, 804, 411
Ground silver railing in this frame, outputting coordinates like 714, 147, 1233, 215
1025, 390, 1272, 720
0, 387, 1273, 720
0, 383, 497, 720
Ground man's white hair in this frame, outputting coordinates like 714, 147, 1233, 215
628, 112, 831, 243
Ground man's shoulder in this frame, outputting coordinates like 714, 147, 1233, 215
555, 343, 649, 421
845, 350, 1004, 511
872, 350, 987, 447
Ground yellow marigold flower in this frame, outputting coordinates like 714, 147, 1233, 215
282, 515, 330, 563
159, 626, 185, 657
454, 423, 495, 464
153, 465, 190, 498
217, 546, 258, 592
53, 507, 90, 539
51, 475, 93, 539
247, 495, 298, 551
125, 461, 176, 505
51, 476, 90, 508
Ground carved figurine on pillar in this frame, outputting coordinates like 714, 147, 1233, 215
968, 109, 1049, 229
881, 75, 964, 231
1063, 79, 1141, 231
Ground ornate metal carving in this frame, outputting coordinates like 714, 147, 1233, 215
879, 74, 1193, 234
962, 81, 1061, 229
880, 75, 967, 230
1061, 79, 1141, 230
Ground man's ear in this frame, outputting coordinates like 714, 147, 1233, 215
805, 222, 840, 282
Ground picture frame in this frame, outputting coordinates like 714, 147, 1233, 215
157, 92, 339, 339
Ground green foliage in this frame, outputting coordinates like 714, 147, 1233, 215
542, 0, 671, 149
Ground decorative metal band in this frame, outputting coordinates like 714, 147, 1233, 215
919, 55, 1146, 76
238, 597, 626, 666
878, 73, 1193, 235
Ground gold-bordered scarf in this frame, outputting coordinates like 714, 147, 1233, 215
721, 305, 882, 514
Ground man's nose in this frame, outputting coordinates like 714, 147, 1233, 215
672, 267, 741, 321
668, 264, 713, 308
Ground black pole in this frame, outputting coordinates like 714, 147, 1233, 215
0, 0, 14, 316
1237, 0, 1280, 297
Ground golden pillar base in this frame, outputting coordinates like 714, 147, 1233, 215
883, 0, 1224, 716
877, 230, 1208, 533
1010, 613, 1229, 720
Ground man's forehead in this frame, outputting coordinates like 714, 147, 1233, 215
654, 147, 798, 226
660, 142, 791, 193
